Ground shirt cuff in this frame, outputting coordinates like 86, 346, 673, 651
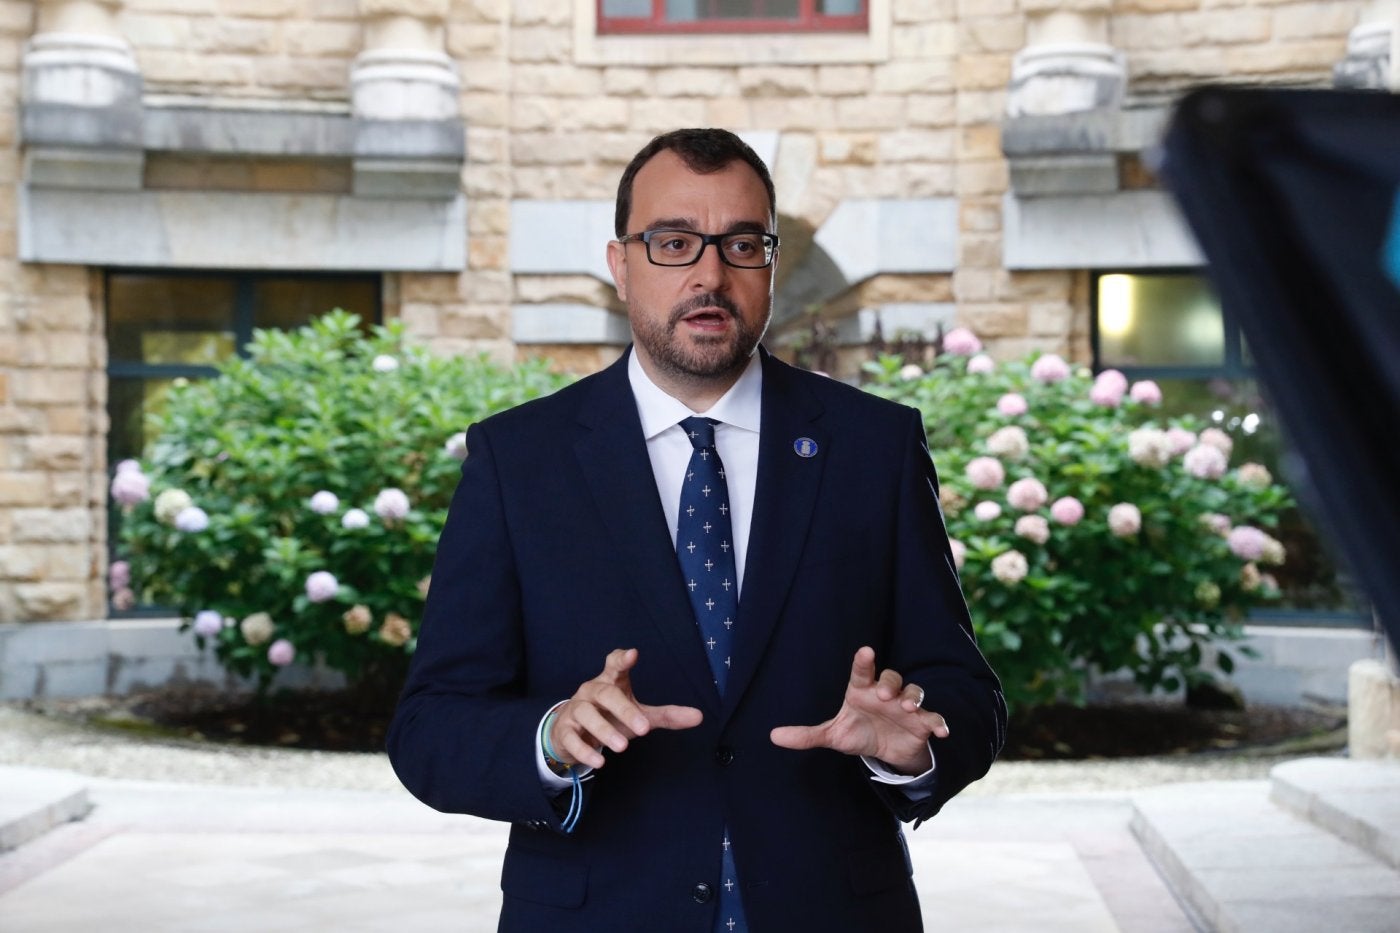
862, 745, 937, 800
535, 700, 595, 792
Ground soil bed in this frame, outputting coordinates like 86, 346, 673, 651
21, 683, 1347, 760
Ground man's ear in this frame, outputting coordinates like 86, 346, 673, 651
606, 239, 628, 302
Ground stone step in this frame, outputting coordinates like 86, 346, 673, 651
0, 765, 92, 852
1130, 779, 1400, 933
1269, 756, 1400, 871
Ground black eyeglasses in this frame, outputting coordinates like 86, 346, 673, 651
617, 229, 779, 269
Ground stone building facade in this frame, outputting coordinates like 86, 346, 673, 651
0, 0, 1391, 693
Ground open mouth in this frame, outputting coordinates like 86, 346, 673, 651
679, 308, 733, 330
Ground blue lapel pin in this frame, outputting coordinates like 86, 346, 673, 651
793, 437, 818, 458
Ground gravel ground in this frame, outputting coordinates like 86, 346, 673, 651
1, 704, 1339, 797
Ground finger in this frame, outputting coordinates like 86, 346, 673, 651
848, 646, 877, 690
557, 726, 608, 770
875, 667, 904, 702
924, 711, 950, 739
581, 687, 650, 740
770, 723, 830, 750
899, 681, 925, 712
640, 703, 704, 731
599, 647, 639, 683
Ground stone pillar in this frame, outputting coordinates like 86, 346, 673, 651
1349, 655, 1400, 759
351, 0, 464, 197
1006, 3, 1125, 118
21, 0, 143, 188
1335, 0, 1400, 91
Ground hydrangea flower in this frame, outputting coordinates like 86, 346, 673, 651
108, 560, 130, 591
267, 639, 296, 667
1007, 477, 1048, 512
991, 550, 1028, 584
305, 570, 339, 603
1029, 353, 1070, 383
379, 612, 412, 647
1130, 380, 1163, 405
372, 354, 399, 372
948, 538, 966, 571
898, 363, 924, 381
996, 393, 1028, 417
974, 501, 1002, 522
966, 354, 995, 375
1200, 512, 1232, 536
942, 327, 983, 356
111, 588, 136, 611
343, 604, 373, 635
1240, 562, 1262, 591
1195, 581, 1221, 608
1089, 370, 1127, 407
1236, 462, 1273, 489
1050, 496, 1084, 526
1183, 443, 1229, 480
1199, 427, 1234, 456
111, 469, 151, 507
174, 506, 209, 533
374, 488, 411, 522
965, 456, 1005, 490
342, 508, 370, 529
444, 432, 468, 460
1128, 428, 1173, 469
309, 490, 340, 514
240, 612, 274, 646
154, 489, 194, 524
1166, 427, 1198, 457
1014, 515, 1050, 545
986, 426, 1029, 460
1108, 503, 1142, 537
193, 610, 222, 637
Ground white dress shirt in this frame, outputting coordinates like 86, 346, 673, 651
537, 351, 933, 794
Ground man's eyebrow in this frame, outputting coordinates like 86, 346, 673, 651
642, 218, 772, 234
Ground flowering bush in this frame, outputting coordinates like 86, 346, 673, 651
866, 334, 1292, 709
115, 311, 572, 690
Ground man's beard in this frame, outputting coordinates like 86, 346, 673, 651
630, 292, 769, 384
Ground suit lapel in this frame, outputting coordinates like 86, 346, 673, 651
573, 352, 721, 710
720, 351, 828, 724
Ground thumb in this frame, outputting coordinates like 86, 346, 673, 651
770, 723, 829, 750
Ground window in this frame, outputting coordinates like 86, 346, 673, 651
107, 270, 381, 614
598, 0, 866, 34
1093, 271, 1367, 621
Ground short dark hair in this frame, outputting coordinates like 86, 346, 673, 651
614, 128, 777, 238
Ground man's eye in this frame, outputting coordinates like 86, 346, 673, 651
658, 236, 693, 252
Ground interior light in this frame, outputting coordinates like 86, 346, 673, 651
1099, 274, 1134, 339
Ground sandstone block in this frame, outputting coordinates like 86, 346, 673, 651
441, 306, 506, 340
906, 92, 955, 128
817, 65, 872, 96
1029, 301, 1075, 337
956, 159, 1009, 197
49, 470, 91, 505
284, 21, 361, 56
958, 233, 1001, 269
190, 16, 279, 54
1349, 658, 1400, 760
959, 123, 1002, 161
956, 89, 1007, 125
11, 508, 92, 543
704, 97, 751, 129
360, 0, 450, 19
631, 98, 707, 131
45, 545, 94, 581
459, 57, 508, 92
892, 0, 953, 21
566, 97, 629, 131
0, 372, 6, 403
1114, 0, 1202, 11
748, 97, 836, 132
834, 95, 905, 130
400, 273, 462, 302
894, 164, 956, 198
878, 129, 955, 163
399, 302, 441, 338
602, 67, 651, 97
1022, 0, 1110, 11
1273, 2, 1359, 41
737, 66, 816, 97
216, 0, 299, 18
959, 16, 1025, 53
892, 22, 957, 59
510, 97, 559, 130
957, 0, 1015, 15
509, 0, 569, 26
874, 60, 952, 95
25, 436, 86, 471
953, 269, 1000, 303
511, 65, 602, 97
10, 371, 88, 406
43, 406, 91, 436
15, 583, 86, 621
654, 68, 740, 98
819, 133, 878, 166
468, 199, 509, 236
1179, 9, 1272, 46
965, 303, 1028, 337
0, 407, 41, 435
468, 235, 508, 272
0, 471, 47, 506
512, 131, 588, 166
1011, 270, 1075, 301
956, 53, 1012, 91
0, 544, 43, 581
122, 12, 196, 48
509, 25, 571, 64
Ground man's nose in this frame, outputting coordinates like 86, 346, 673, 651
687, 241, 730, 290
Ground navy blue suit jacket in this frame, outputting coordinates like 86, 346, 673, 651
387, 347, 1005, 932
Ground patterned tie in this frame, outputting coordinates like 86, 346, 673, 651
675, 417, 747, 933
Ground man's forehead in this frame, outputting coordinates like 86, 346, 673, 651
629, 151, 771, 221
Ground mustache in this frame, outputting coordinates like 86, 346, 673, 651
669, 292, 741, 326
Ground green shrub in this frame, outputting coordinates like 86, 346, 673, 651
864, 328, 1291, 709
113, 311, 572, 690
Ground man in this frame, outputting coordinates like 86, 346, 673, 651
388, 128, 1006, 932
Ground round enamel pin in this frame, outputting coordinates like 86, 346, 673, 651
793, 437, 818, 458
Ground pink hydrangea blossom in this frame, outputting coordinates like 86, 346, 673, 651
110, 469, 151, 507
1050, 496, 1084, 526
305, 571, 339, 603
108, 560, 130, 592
1240, 562, 1262, 591
1007, 477, 1049, 512
1183, 443, 1229, 480
116, 459, 143, 475
1015, 514, 1050, 545
991, 550, 1029, 584
1089, 370, 1127, 407
1030, 353, 1071, 383
445, 432, 469, 460
343, 604, 373, 635
267, 639, 296, 667
374, 488, 411, 522
111, 587, 135, 611
943, 327, 983, 356
1130, 380, 1163, 405
1108, 502, 1142, 537
996, 393, 1028, 417
1095, 369, 1128, 394
974, 501, 1002, 522
1166, 427, 1198, 457
965, 456, 1005, 490
1201, 512, 1232, 536
1199, 427, 1234, 456
1128, 428, 1173, 468
966, 354, 995, 375
948, 538, 966, 570
193, 610, 222, 637
342, 508, 370, 529
309, 490, 339, 514
1236, 462, 1273, 489
1227, 525, 1269, 561
174, 506, 209, 533
986, 426, 1029, 460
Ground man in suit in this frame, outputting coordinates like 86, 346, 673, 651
387, 128, 1006, 932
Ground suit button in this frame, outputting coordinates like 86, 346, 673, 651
692, 882, 713, 903
714, 745, 734, 766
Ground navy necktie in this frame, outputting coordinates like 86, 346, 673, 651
675, 417, 747, 933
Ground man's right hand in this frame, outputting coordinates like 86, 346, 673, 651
548, 648, 703, 770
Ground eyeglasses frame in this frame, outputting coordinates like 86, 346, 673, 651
617, 229, 780, 269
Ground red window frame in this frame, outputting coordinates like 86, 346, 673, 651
598, 0, 867, 35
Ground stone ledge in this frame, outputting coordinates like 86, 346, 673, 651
511, 304, 629, 346
1270, 757, 1400, 871
0, 766, 92, 853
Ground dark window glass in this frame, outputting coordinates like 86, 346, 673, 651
600, 0, 865, 33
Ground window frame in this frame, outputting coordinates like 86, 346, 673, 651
597, 0, 867, 35
105, 268, 383, 619
1090, 267, 1370, 628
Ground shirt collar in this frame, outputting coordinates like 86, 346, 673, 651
628, 348, 763, 440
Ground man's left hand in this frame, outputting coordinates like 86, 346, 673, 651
769, 646, 948, 775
